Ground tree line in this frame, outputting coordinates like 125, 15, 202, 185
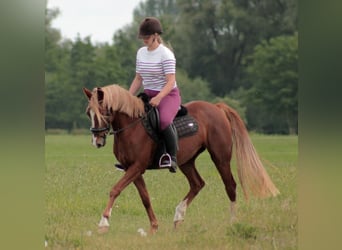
45, 0, 297, 134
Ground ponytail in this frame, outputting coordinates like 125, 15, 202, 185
156, 35, 173, 52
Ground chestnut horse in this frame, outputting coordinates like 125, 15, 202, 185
83, 84, 279, 234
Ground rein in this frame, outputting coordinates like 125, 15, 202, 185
110, 116, 145, 135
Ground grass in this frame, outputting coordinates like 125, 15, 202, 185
45, 134, 297, 249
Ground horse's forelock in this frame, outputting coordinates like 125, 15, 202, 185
88, 88, 107, 126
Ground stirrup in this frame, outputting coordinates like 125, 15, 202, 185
159, 153, 172, 168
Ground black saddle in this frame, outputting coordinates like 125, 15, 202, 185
138, 93, 197, 141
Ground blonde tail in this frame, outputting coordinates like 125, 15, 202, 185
216, 103, 280, 199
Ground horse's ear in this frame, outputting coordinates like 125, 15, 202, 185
83, 88, 92, 100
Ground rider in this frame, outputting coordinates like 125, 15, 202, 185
128, 17, 181, 173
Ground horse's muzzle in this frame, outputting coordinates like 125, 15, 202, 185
92, 134, 107, 148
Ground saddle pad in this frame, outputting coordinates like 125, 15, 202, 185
142, 114, 198, 142
173, 115, 198, 138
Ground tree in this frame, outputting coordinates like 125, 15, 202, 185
92, 44, 128, 86
45, 6, 61, 72
173, 0, 297, 96
244, 33, 298, 134
176, 69, 213, 103
111, 28, 140, 88
44, 1, 298, 134
45, 6, 74, 129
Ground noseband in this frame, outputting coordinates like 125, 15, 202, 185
90, 125, 110, 134
89, 108, 112, 136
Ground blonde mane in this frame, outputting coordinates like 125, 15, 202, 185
89, 84, 145, 125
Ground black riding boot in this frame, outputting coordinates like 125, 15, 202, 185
161, 124, 178, 173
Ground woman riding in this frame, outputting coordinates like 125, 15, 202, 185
128, 17, 181, 173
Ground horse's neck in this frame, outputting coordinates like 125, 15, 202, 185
116, 94, 144, 118
112, 111, 141, 132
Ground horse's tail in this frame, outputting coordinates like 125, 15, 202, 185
216, 102, 280, 200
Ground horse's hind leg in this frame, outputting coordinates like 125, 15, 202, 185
133, 175, 158, 234
208, 146, 237, 223
216, 162, 237, 223
174, 160, 205, 229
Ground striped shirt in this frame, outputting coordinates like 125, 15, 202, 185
136, 44, 177, 91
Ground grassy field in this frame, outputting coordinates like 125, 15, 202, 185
45, 134, 297, 249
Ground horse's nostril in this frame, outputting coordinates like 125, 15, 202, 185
96, 143, 102, 148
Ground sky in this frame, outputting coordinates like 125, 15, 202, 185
47, 0, 143, 44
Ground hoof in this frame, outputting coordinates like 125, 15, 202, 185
149, 227, 158, 235
230, 215, 238, 225
174, 220, 183, 229
229, 202, 237, 224
98, 226, 109, 234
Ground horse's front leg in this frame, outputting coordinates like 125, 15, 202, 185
133, 175, 158, 234
98, 165, 142, 233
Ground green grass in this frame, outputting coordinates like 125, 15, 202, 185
45, 134, 297, 249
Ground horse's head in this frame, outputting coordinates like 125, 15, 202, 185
83, 87, 112, 148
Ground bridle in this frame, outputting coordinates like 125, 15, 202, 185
89, 107, 145, 137
89, 107, 112, 138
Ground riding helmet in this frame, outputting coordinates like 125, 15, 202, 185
138, 17, 163, 37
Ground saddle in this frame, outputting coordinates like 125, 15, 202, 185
115, 93, 199, 171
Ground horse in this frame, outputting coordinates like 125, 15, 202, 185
83, 84, 279, 234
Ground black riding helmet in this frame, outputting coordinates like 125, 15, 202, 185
138, 17, 163, 37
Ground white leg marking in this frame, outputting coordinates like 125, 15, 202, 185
98, 216, 110, 227
173, 199, 188, 222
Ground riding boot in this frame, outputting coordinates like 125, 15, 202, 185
161, 124, 178, 173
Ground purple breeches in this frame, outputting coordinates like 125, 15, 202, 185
144, 88, 181, 130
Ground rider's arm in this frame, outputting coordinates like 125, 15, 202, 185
129, 73, 143, 95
